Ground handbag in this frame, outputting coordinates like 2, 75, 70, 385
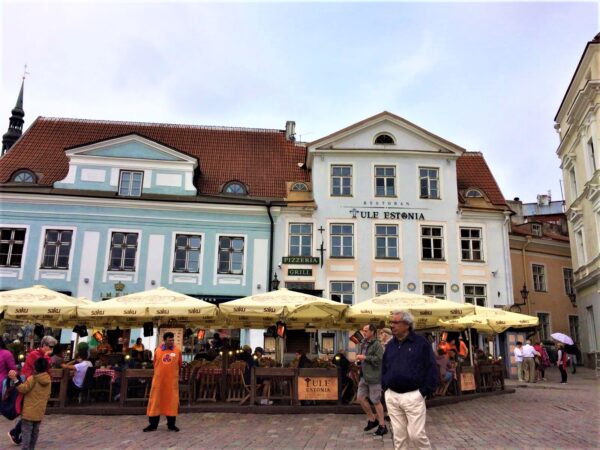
0, 377, 24, 420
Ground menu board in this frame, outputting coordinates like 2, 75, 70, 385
158, 327, 184, 350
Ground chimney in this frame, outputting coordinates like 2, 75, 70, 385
285, 121, 296, 141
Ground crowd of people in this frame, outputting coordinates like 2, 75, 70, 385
513, 339, 578, 384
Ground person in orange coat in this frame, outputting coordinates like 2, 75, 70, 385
143, 332, 182, 432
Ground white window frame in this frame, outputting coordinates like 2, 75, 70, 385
168, 231, 205, 285
330, 223, 354, 259
568, 315, 580, 345
587, 137, 597, 178
563, 267, 574, 296
374, 224, 399, 259
329, 280, 355, 305
422, 282, 446, 299
0, 227, 27, 268
216, 235, 246, 275
330, 164, 353, 197
532, 263, 547, 292
107, 231, 140, 272
459, 227, 484, 262
536, 312, 551, 341
0, 224, 30, 280
40, 229, 74, 270
288, 223, 313, 257
35, 225, 77, 282
463, 284, 487, 306
375, 281, 400, 296
374, 165, 397, 197
420, 225, 445, 261
531, 223, 542, 237
103, 228, 142, 283
213, 233, 247, 287
418, 166, 441, 199
118, 170, 144, 197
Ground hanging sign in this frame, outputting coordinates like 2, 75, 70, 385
288, 268, 313, 276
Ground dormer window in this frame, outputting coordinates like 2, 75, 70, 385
11, 170, 36, 183
531, 223, 543, 237
465, 189, 483, 198
223, 181, 248, 195
374, 133, 395, 145
291, 182, 309, 192
118, 170, 143, 197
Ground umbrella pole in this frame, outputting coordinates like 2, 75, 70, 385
468, 328, 474, 366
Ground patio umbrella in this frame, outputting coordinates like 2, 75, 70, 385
219, 288, 348, 327
344, 290, 475, 329
0, 285, 80, 324
550, 332, 574, 345
77, 287, 220, 327
437, 305, 539, 334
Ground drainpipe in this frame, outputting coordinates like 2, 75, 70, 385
266, 202, 275, 291
521, 236, 533, 316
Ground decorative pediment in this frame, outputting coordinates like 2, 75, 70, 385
568, 208, 584, 224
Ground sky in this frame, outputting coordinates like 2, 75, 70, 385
1, 1, 598, 203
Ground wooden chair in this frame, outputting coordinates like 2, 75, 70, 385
48, 369, 63, 406
195, 365, 220, 402
179, 363, 196, 406
226, 362, 249, 403
89, 372, 113, 403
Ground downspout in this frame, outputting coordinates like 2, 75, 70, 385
266, 202, 274, 291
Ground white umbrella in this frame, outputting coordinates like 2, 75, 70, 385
550, 332, 574, 345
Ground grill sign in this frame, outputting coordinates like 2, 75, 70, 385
297, 376, 338, 400
288, 268, 312, 276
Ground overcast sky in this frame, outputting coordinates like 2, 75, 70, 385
1, 1, 598, 203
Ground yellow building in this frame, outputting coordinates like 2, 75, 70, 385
555, 33, 600, 366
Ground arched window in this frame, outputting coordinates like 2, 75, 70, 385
11, 170, 36, 183
465, 189, 483, 198
223, 181, 248, 195
374, 133, 395, 145
291, 182, 309, 192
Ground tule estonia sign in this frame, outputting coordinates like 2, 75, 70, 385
297, 376, 338, 401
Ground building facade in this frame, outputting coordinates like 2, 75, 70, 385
555, 33, 600, 366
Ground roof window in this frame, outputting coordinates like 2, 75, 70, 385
465, 189, 483, 198
374, 133, 395, 145
11, 170, 36, 184
223, 181, 248, 195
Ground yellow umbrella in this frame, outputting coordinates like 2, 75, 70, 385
437, 305, 539, 334
77, 287, 219, 326
0, 285, 79, 323
219, 288, 348, 326
345, 290, 475, 329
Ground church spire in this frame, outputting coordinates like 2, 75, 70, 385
2, 69, 27, 156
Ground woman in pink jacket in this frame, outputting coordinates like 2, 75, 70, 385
0, 338, 17, 384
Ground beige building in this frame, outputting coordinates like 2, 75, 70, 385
555, 33, 600, 366
508, 196, 578, 345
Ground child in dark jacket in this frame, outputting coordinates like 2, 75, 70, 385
9, 357, 51, 450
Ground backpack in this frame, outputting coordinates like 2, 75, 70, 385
0, 377, 24, 420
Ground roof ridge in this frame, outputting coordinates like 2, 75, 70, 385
36, 116, 283, 134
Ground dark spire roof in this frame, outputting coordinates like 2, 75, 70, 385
2, 79, 25, 156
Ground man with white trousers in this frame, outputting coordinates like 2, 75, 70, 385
382, 311, 439, 449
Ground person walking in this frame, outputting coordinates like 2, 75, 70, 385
521, 340, 540, 383
8, 336, 55, 446
143, 332, 182, 432
382, 311, 439, 450
0, 337, 17, 385
513, 342, 524, 381
8, 357, 51, 450
556, 343, 568, 384
356, 323, 387, 437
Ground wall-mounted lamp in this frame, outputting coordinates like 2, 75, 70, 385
151, 280, 156, 286
84, 278, 89, 284
270, 273, 280, 291
491, 270, 498, 277
257, 283, 262, 290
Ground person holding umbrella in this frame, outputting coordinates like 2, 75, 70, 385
556, 342, 568, 384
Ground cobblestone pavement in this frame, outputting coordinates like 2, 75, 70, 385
0, 367, 597, 449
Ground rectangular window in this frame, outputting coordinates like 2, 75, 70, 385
118, 170, 143, 197
569, 167, 577, 200
108, 232, 138, 271
375, 225, 398, 259
587, 306, 598, 351
41, 229, 73, 269
375, 282, 400, 296
575, 230, 586, 267
289, 223, 312, 257
421, 226, 444, 260
460, 227, 483, 261
419, 167, 439, 199
330, 281, 354, 305
330, 224, 354, 258
423, 282, 446, 300
375, 166, 396, 197
531, 223, 542, 237
331, 165, 352, 197
537, 313, 550, 341
218, 236, 244, 274
569, 315, 580, 345
563, 268, 574, 296
464, 284, 486, 306
0, 228, 26, 268
532, 264, 546, 292
588, 138, 597, 174
173, 234, 202, 273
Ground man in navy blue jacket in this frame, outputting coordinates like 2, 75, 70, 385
382, 310, 438, 449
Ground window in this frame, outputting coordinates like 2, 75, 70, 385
421, 226, 444, 260
569, 167, 577, 200
0, 228, 26, 267
460, 227, 483, 261
465, 189, 482, 198
419, 167, 439, 199
587, 306, 598, 351
537, 313, 550, 341
563, 268, 574, 296
464, 284, 486, 306
375, 282, 400, 296
588, 138, 597, 174
218, 236, 244, 274
41, 230, 73, 269
223, 181, 248, 195
331, 165, 352, 196
374, 133, 395, 145
118, 171, 143, 197
330, 281, 354, 305
575, 230, 586, 267
108, 232, 138, 271
330, 224, 353, 258
423, 283, 446, 299
375, 166, 396, 197
375, 225, 398, 259
532, 264, 546, 292
173, 234, 202, 273
569, 316, 580, 345
531, 223, 542, 237
289, 223, 312, 257
291, 182, 309, 192
11, 170, 36, 183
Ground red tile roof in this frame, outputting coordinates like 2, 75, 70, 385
510, 223, 569, 242
456, 152, 507, 206
0, 117, 309, 198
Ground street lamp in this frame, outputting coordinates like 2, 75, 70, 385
270, 273, 280, 291
517, 284, 529, 306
